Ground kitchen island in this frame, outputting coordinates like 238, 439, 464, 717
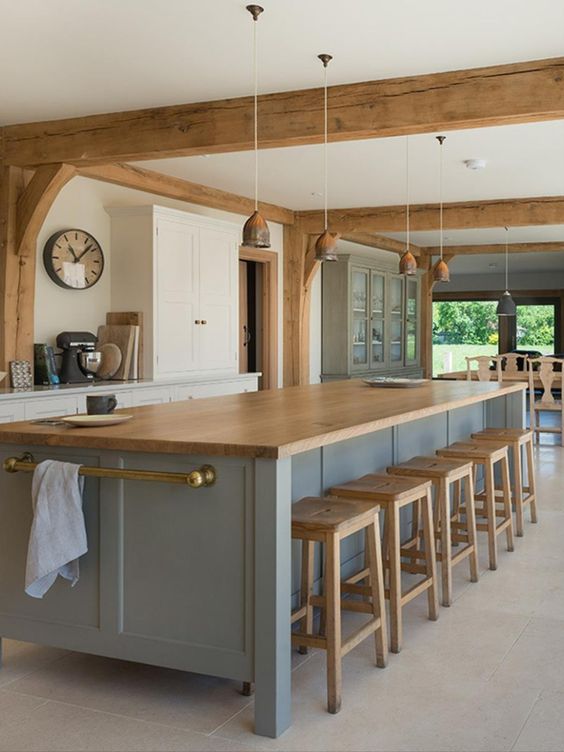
0, 379, 525, 738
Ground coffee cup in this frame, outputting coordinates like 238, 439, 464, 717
87, 394, 117, 415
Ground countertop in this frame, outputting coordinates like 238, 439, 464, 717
0, 379, 526, 459
0, 373, 261, 401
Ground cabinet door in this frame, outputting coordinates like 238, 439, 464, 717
131, 387, 171, 407
24, 397, 78, 420
370, 272, 386, 370
351, 268, 369, 371
198, 227, 238, 371
405, 277, 419, 365
0, 402, 25, 424
388, 274, 405, 365
156, 218, 199, 375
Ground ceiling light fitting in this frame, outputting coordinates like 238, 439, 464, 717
314, 53, 338, 262
242, 5, 270, 248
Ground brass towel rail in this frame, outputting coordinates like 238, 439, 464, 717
3, 453, 216, 488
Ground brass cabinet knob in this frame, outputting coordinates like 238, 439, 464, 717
201, 320, 208, 325
194, 320, 201, 325
187, 464, 216, 488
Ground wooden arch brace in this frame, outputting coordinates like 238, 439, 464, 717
16, 163, 76, 255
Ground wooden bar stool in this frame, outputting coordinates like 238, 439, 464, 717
291, 497, 388, 714
387, 457, 479, 607
436, 441, 514, 571
328, 475, 438, 654
471, 428, 538, 537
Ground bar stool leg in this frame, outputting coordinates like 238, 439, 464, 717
464, 471, 479, 583
438, 477, 453, 607
526, 439, 538, 523
366, 517, 388, 668
421, 489, 439, 621
387, 505, 402, 653
513, 445, 525, 537
501, 455, 515, 553
325, 532, 342, 714
484, 461, 498, 570
298, 540, 315, 655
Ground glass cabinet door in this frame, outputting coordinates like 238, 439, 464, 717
370, 272, 385, 368
351, 269, 369, 369
389, 274, 404, 364
405, 277, 418, 365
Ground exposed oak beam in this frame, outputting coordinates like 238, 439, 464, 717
298, 196, 564, 234
423, 241, 564, 256
77, 163, 295, 225
341, 232, 421, 256
16, 164, 76, 255
2, 56, 564, 167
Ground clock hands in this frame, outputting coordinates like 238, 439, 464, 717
76, 244, 95, 262
67, 244, 79, 262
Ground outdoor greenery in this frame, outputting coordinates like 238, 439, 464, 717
432, 301, 555, 375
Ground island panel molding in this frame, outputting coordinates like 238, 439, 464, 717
2, 56, 564, 166
0, 379, 526, 459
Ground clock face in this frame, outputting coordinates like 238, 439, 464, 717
43, 229, 105, 290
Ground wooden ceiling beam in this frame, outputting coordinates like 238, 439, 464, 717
2, 56, 564, 167
422, 241, 564, 256
298, 196, 564, 234
340, 232, 421, 256
77, 163, 295, 225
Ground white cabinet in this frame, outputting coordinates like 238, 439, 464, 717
109, 205, 239, 380
24, 396, 78, 420
115, 390, 134, 409
131, 386, 171, 407
0, 402, 25, 423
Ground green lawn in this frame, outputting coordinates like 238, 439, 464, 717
433, 343, 554, 376
433, 344, 497, 376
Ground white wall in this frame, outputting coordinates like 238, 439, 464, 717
35, 177, 285, 386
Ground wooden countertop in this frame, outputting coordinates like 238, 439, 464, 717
0, 380, 525, 459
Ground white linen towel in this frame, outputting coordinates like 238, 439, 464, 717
25, 460, 87, 599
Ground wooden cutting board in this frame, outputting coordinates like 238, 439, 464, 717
106, 312, 144, 378
96, 325, 135, 380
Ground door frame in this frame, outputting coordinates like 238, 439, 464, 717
238, 247, 279, 390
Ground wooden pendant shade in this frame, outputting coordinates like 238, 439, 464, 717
242, 210, 271, 248
399, 250, 417, 275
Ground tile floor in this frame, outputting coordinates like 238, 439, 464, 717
0, 441, 562, 751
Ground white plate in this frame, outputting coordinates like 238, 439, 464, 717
363, 377, 430, 389
61, 414, 133, 427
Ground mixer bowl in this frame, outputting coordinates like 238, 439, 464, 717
79, 351, 103, 376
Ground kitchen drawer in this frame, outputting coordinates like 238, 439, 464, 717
0, 402, 25, 424
131, 387, 171, 407
193, 380, 257, 399
24, 397, 79, 420
172, 384, 197, 401
115, 390, 134, 409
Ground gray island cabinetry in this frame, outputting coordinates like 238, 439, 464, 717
0, 380, 525, 737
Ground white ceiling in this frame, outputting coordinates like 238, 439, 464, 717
1, 0, 564, 126
138, 120, 564, 211
388, 224, 564, 249
450, 250, 564, 275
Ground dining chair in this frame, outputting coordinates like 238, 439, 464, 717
528, 356, 564, 445
465, 355, 503, 382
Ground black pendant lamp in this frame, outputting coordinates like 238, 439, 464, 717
314, 53, 338, 262
399, 135, 417, 275
432, 135, 450, 283
242, 5, 270, 248
497, 226, 516, 316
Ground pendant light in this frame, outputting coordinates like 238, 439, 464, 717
399, 135, 417, 275
432, 135, 450, 283
314, 53, 338, 262
497, 226, 516, 316
242, 5, 270, 248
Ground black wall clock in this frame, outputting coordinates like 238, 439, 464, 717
43, 229, 105, 290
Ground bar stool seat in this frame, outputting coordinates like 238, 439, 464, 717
328, 474, 438, 654
471, 428, 538, 537
387, 456, 479, 607
436, 441, 514, 571
291, 496, 388, 714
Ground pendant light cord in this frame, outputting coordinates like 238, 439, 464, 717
439, 137, 444, 261
253, 16, 259, 211
405, 136, 410, 251
505, 226, 509, 290
323, 61, 328, 231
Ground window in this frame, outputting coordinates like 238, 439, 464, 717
432, 300, 498, 375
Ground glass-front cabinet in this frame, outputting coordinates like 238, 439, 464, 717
321, 254, 421, 381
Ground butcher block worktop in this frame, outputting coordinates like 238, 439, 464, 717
0, 379, 526, 459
